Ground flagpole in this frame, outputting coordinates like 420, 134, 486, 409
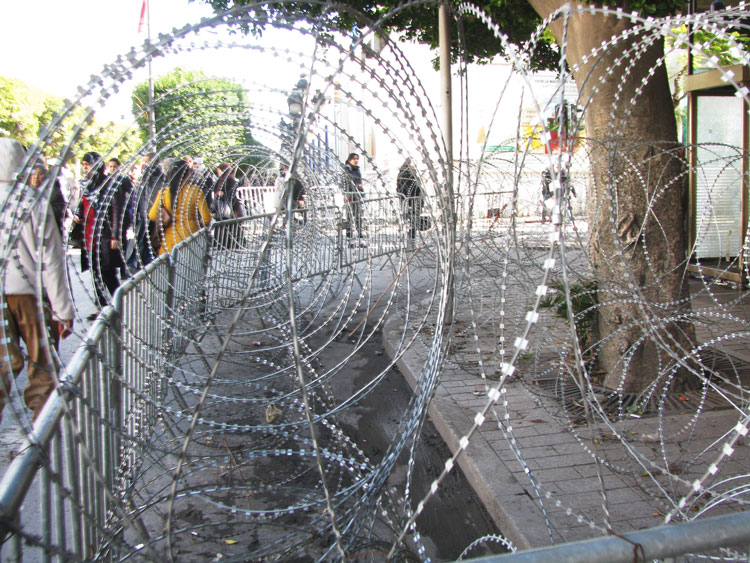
147, 0, 155, 140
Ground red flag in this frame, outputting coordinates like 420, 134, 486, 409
138, 0, 146, 33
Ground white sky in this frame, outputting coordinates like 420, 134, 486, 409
0, 0, 566, 162
0, 0, 316, 122
1, 0, 213, 94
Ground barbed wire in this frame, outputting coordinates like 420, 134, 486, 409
3, 1, 750, 561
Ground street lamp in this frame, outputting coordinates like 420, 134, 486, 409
287, 77, 307, 120
281, 77, 309, 161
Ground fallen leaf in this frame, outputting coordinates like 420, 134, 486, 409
223, 539, 238, 545
529, 419, 547, 424
265, 404, 283, 423
679, 396, 688, 402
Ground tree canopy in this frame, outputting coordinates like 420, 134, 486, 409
0, 75, 140, 160
201, 0, 686, 69
132, 67, 258, 160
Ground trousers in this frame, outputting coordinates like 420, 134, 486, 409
0, 295, 60, 422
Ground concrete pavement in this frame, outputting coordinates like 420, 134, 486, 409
382, 226, 750, 554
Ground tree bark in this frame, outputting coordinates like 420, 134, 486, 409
527, 2, 696, 393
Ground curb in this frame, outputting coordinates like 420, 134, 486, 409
383, 315, 546, 551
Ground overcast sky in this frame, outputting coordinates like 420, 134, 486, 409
1, 0, 218, 96
0, 0, 317, 122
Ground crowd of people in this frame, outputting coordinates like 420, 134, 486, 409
0, 141, 263, 423
0, 142, 432, 423
22, 150, 260, 322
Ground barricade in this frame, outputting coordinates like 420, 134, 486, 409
0, 230, 210, 560
0, 196, 406, 561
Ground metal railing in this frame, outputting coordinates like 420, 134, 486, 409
471, 511, 750, 562
0, 195, 407, 561
0, 229, 210, 561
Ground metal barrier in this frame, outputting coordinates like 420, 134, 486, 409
0, 195, 407, 561
3, 187, 749, 561
470, 511, 750, 563
0, 229, 212, 561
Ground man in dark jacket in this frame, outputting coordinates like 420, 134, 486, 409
342, 153, 364, 245
72, 152, 124, 320
396, 158, 423, 240
132, 152, 164, 269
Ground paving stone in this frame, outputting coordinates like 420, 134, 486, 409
522, 466, 582, 484
515, 432, 575, 448
383, 252, 750, 554
534, 453, 598, 469
497, 424, 543, 438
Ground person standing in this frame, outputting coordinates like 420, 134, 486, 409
276, 164, 306, 225
211, 163, 242, 220
29, 161, 66, 234
73, 152, 124, 321
342, 153, 365, 245
396, 158, 423, 240
148, 159, 212, 256
0, 138, 74, 422
107, 157, 134, 279
211, 163, 243, 250
291, 174, 306, 224
191, 156, 215, 203
540, 167, 554, 223
132, 152, 164, 269
540, 165, 574, 222
56, 160, 79, 213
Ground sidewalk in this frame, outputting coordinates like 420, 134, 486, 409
382, 233, 750, 552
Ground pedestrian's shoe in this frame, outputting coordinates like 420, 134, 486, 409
86, 311, 100, 321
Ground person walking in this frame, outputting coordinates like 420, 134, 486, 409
211, 163, 243, 249
342, 153, 365, 246
106, 157, 134, 279
0, 138, 74, 423
148, 159, 212, 256
396, 158, 423, 240
29, 161, 66, 234
540, 167, 554, 223
72, 152, 124, 321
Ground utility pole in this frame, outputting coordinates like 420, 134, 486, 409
439, 3, 455, 327
439, 5, 453, 168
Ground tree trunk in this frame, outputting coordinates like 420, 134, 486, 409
527, 2, 696, 393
